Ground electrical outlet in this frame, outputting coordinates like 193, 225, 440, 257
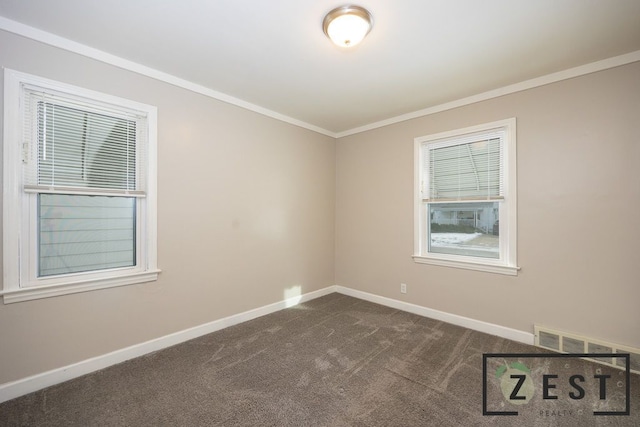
400, 283, 407, 294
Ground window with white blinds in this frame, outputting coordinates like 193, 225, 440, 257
23, 91, 147, 195
424, 132, 503, 202
2, 69, 159, 303
22, 90, 146, 277
413, 119, 518, 275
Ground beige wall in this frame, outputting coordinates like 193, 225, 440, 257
0, 30, 336, 384
2, 27, 639, 389
336, 61, 640, 349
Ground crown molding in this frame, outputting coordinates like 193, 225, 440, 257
2, 16, 638, 140
0, 16, 336, 138
335, 50, 640, 138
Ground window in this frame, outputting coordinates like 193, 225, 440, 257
413, 119, 518, 275
2, 69, 159, 303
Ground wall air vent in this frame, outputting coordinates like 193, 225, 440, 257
534, 325, 640, 375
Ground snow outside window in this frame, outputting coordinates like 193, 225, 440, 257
413, 119, 518, 275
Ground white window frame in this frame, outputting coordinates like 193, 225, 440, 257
413, 118, 518, 275
2, 69, 160, 303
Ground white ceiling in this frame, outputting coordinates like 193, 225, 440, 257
1, 0, 639, 135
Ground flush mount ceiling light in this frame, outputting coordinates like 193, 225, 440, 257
323, 5, 373, 48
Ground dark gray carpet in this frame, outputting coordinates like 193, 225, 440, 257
0, 293, 638, 426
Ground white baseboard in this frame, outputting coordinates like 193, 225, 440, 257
0, 285, 337, 404
0, 284, 533, 404
335, 286, 535, 345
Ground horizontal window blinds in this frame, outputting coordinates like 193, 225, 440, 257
19, 87, 147, 279
23, 89, 147, 196
424, 130, 504, 202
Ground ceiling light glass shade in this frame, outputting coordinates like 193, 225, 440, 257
323, 5, 373, 48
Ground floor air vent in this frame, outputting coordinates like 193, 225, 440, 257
534, 325, 640, 375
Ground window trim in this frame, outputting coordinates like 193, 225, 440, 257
2, 69, 160, 303
413, 118, 518, 275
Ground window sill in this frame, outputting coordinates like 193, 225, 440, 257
1, 270, 161, 304
412, 255, 519, 276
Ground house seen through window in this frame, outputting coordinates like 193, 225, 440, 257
2, 70, 159, 303
35, 103, 138, 276
413, 119, 518, 275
